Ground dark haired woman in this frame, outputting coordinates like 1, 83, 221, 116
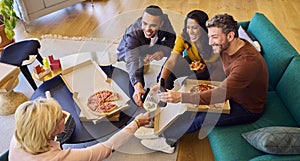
159, 10, 225, 89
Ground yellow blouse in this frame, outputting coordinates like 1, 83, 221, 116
172, 34, 219, 63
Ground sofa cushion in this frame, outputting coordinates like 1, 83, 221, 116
238, 26, 261, 52
247, 12, 298, 90
276, 56, 300, 125
208, 92, 298, 161
242, 126, 300, 155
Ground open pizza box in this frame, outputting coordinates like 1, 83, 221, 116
154, 79, 230, 135
60, 59, 130, 124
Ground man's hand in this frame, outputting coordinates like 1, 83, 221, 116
145, 51, 164, 63
133, 82, 145, 107
158, 89, 182, 103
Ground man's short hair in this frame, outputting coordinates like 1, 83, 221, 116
206, 13, 239, 37
144, 5, 164, 17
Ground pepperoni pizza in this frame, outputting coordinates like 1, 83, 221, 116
190, 83, 214, 93
87, 90, 120, 115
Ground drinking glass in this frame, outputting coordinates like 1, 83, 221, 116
143, 85, 159, 127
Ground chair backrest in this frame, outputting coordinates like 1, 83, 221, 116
0, 150, 9, 161
0, 39, 41, 66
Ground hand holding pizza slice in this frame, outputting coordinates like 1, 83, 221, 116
190, 60, 206, 72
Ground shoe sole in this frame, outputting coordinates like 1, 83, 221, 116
140, 140, 175, 154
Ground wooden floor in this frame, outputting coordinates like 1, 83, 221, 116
13, 0, 300, 161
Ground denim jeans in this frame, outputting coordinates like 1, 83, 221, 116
163, 100, 262, 145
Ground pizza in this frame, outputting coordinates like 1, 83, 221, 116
190, 60, 204, 71
190, 83, 214, 93
87, 90, 120, 115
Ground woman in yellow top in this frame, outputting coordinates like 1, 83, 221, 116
159, 10, 225, 89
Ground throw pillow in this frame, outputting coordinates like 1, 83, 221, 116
242, 126, 300, 155
238, 26, 261, 52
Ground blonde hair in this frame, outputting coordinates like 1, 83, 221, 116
14, 98, 63, 154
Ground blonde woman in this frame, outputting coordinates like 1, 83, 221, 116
9, 98, 150, 161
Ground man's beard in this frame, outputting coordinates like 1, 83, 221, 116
212, 40, 230, 54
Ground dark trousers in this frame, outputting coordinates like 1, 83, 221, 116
163, 100, 262, 145
162, 56, 210, 90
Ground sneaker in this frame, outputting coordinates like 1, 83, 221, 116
134, 127, 158, 139
141, 137, 175, 154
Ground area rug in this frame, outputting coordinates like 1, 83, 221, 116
40, 34, 120, 58
0, 114, 15, 154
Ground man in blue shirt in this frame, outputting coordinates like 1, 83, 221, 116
117, 5, 176, 107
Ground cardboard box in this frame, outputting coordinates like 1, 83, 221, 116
182, 79, 230, 114
60, 59, 130, 123
154, 79, 230, 135
154, 103, 187, 135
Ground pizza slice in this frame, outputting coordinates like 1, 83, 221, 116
190, 61, 204, 71
105, 93, 120, 102
199, 84, 214, 91
190, 83, 215, 92
97, 90, 113, 104
87, 98, 100, 111
95, 102, 118, 114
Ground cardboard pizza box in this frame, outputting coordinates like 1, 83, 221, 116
154, 103, 187, 135
79, 112, 121, 123
60, 59, 130, 123
154, 79, 230, 135
181, 79, 230, 114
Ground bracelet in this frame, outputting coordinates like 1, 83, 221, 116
134, 119, 140, 128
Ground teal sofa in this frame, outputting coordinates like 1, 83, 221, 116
208, 12, 300, 161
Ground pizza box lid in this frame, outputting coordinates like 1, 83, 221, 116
154, 79, 230, 135
154, 103, 186, 135
60, 59, 130, 121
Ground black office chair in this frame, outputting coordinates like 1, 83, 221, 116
0, 39, 43, 90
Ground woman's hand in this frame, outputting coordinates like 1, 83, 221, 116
158, 90, 182, 103
196, 63, 206, 73
135, 112, 151, 127
190, 61, 206, 73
